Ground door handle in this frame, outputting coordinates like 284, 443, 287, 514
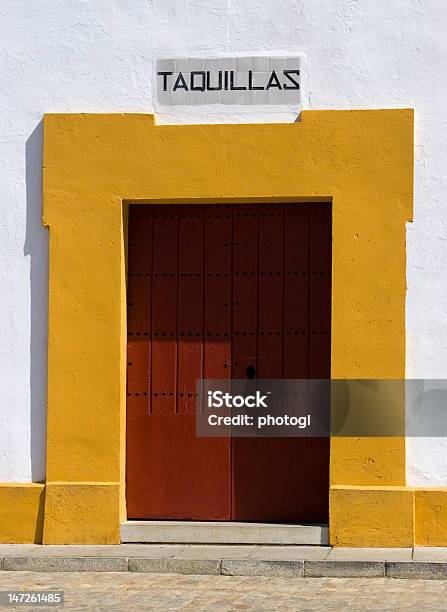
246, 364, 256, 379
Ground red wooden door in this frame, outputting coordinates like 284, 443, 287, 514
126, 203, 331, 521
231, 204, 331, 522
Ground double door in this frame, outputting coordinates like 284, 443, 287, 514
126, 202, 331, 522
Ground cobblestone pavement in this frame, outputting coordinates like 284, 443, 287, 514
1, 572, 447, 611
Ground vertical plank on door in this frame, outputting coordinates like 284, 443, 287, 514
232, 205, 258, 379
126, 206, 152, 517
177, 206, 204, 415
151, 206, 178, 415
203, 205, 232, 380
309, 204, 332, 378
258, 204, 284, 378
284, 204, 309, 378
301, 202, 331, 522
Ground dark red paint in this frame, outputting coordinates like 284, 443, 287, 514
126, 203, 331, 522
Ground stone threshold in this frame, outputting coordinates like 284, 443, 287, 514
1, 545, 447, 579
121, 521, 329, 545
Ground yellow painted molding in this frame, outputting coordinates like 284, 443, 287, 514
330, 485, 414, 547
0, 483, 45, 544
415, 488, 447, 547
43, 483, 120, 544
42, 110, 413, 543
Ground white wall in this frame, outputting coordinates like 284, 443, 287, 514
0, 0, 446, 483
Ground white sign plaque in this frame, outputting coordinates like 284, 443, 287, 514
156, 56, 302, 106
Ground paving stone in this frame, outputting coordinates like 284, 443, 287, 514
327, 547, 412, 561
1, 544, 184, 560
129, 557, 221, 575
413, 547, 447, 562
174, 545, 259, 559
5, 544, 447, 583
17, 545, 115, 557
0, 545, 40, 556
305, 560, 385, 578
1, 572, 447, 610
249, 545, 331, 560
221, 559, 304, 577
2, 556, 128, 572
386, 562, 447, 579
121, 544, 189, 558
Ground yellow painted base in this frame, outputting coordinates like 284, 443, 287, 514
2, 482, 447, 546
330, 485, 414, 547
43, 483, 120, 544
331, 485, 447, 547
415, 489, 447, 546
0, 483, 45, 543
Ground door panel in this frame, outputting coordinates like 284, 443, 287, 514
231, 204, 330, 522
177, 207, 203, 416
126, 205, 231, 520
126, 203, 331, 522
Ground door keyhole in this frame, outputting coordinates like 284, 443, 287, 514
246, 364, 256, 379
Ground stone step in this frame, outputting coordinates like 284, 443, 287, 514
120, 521, 329, 545
2, 554, 447, 579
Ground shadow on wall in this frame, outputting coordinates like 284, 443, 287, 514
24, 120, 48, 482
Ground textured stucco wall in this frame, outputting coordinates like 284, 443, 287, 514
0, 0, 446, 484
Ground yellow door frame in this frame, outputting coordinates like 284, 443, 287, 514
3, 109, 435, 546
